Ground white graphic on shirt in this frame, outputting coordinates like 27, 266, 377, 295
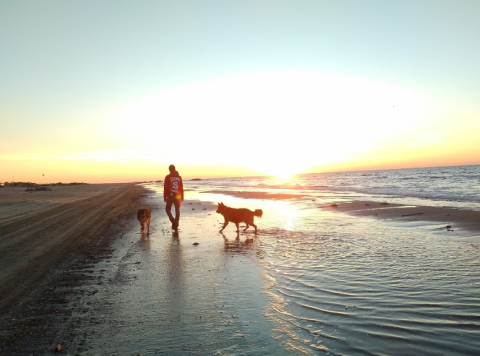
170, 177, 181, 193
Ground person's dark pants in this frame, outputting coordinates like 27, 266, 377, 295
166, 195, 181, 229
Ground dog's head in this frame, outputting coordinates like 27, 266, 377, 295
216, 202, 227, 215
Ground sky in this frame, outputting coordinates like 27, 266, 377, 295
1, 0, 479, 183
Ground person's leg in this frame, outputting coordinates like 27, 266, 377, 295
165, 196, 175, 227
173, 198, 181, 229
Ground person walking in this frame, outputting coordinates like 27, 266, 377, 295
164, 164, 184, 231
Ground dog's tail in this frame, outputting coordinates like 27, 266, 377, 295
254, 209, 263, 218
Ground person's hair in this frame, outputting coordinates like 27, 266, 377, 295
169, 164, 176, 172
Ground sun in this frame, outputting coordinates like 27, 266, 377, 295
258, 158, 312, 180
276, 170, 295, 179
266, 167, 298, 180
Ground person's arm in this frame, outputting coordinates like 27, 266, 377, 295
163, 176, 169, 202
180, 177, 184, 202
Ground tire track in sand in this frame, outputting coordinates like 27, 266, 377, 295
0, 183, 147, 319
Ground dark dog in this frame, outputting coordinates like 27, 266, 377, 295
216, 202, 263, 233
137, 208, 151, 235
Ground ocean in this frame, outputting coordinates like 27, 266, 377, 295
185, 165, 480, 211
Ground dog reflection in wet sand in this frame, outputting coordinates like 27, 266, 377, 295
137, 208, 151, 235
216, 202, 263, 233
221, 232, 255, 252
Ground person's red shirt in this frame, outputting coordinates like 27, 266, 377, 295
163, 170, 184, 202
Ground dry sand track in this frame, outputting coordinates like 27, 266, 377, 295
0, 184, 148, 320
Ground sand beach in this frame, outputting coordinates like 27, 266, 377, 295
1, 182, 479, 355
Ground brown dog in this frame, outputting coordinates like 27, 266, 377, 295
216, 202, 263, 233
137, 208, 151, 235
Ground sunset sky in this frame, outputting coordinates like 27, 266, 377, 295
1, 0, 479, 183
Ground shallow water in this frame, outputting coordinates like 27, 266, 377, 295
257, 218, 480, 355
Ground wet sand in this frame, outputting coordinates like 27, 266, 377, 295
325, 200, 480, 235
0, 186, 283, 355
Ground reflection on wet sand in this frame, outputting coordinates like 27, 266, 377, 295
221, 232, 255, 253
166, 231, 184, 309
140, 233, 151, 252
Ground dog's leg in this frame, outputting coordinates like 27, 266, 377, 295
147, 218, 150, 235
251, 223, 257, 233
235, 222, 240, 232
243, 224, 250, 232
220, 220, 229, 232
